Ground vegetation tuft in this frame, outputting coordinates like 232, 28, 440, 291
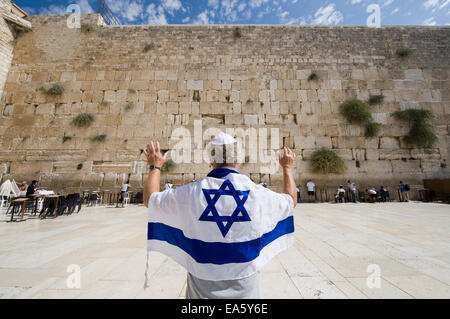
308, 72, 319, 81
233, 27, 242, 39
340, 99, 372, 125
161, 159, 176, 172
81, 23, 94, 33
143, 43, 154, 53
125, 102, 134, 111
39, 83, 64, 96
365, 122, 382, 138
311, 149, 347, 174
396, 48, 412, 58
90, 134, 107, 143
62, 136, 72, 143
72, 113, 94, 128
391, 109, 438, 148
369, 94, 385, 105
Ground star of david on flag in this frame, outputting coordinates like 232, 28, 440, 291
199, 180, 251, 237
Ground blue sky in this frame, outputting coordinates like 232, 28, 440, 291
15, 0, 450, 25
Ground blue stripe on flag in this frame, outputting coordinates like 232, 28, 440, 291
147, 216, 294, 264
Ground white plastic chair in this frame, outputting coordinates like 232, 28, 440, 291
124, 192, 130, 206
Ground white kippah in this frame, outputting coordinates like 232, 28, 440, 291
211, 132, 236, 146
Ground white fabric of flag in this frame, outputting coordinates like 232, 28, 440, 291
147, 168, 294, 281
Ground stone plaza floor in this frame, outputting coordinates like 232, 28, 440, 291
0, 202, 449, 299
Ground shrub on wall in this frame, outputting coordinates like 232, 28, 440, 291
81, 23, 94, 33
308, 72, 319, 81
161, 159, 176, 172
39, 83, 64, 96
311, 149, 347, 174
391, 109, 438, 148
340, 99, 381, 139
365, 122, 382, 138
125, 102, 134, 111
143, 43, 154, 53
90, 134, 107, 143
369, 94, 384, 105
340, 99, 372, 124
396, 48, 412, 58
233, 27, 242, 39
62, 136, 72, 143
72, 113, 94, 128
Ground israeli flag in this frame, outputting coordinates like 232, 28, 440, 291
147, 168, 295, 281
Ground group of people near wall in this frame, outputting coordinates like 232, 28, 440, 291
297, 180, 411, 203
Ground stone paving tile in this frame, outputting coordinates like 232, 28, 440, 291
383, 275, 450, 299
346, 277, 413, 299
0, 202, 449, 299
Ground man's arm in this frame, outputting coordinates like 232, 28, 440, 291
279, 147, 297, 208
143, 141, 168, 208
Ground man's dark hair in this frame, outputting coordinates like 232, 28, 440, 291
31, 180, 38, 184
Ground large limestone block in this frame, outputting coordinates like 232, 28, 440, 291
187, 80, 203, 90
294, 136, 315, 149
380, 137, 400, 149
379, 149, 411, 160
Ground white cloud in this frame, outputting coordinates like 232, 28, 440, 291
39, 5, 66, 15
312, 4, 344, 25
161, 0, 183, 14
424, 0, 439, 9
76, 0, 94, 13
182, 16, 190, 23
207, 0, 219, 9
105, 0, 144, 22
193, 10, 211, 24
351, 0, 362, 4
146, 3, 167, 25
277, 10, 289, 23
439, 0, 450, 9
249, 0, 269, 8
391, 7, 400, 14
424, 17, 437, 25
238, 3, 247, 12
382, 0, 395, 7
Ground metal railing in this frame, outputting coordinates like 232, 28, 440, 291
97, 0, 120, 25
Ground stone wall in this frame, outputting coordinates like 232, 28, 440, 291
1, 14, 449, 198
0, 0, 17, 109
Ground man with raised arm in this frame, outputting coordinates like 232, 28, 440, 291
143, 132, 297, 299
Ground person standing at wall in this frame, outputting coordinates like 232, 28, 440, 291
306, 180, 315, 202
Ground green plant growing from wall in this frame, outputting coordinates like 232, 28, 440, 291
125, 102, 134, 111
77, 163, 83, 170
340, 99, 372, 124
369, 94, 385, 105
233, 27, 242, 39
391, 109, 438, 148
90, 134, 107, 143
72, 113, 94, 128
39, 83, 64, 96
81, 23, 94, 33
100, 101, 110, 107
311, 149, 347, 174
365, 122, 382, 138
340, 99, 381, 139
62, 136, 72, 143
128, 89, 136, 94
161, 159, 176, 172
308, 72, 319, 81
143, 43, 154, 53
396, 48, 412, 58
